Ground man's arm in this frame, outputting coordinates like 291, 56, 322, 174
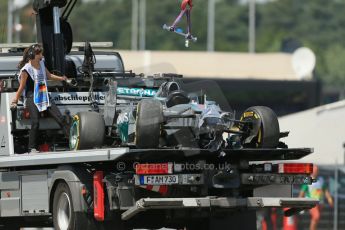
325, 190, 333, 207
45, 68, 67, 82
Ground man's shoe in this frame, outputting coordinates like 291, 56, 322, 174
29, 148, 39, 153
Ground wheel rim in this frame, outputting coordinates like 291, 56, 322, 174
69, 119, 79, 150
240, 111, 261, 147
57, 192, 72, 230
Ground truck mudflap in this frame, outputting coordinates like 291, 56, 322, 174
121, 197, 318, 221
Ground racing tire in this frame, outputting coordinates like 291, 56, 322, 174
53, 182, 91, 230
69, 112, 105, 150
166, 90, 190, 108
240, 106, 280, 148
135, 99, 163, 148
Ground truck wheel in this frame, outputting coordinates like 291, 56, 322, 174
53, 182, 95, 230
135, 99, 163, 148
53, 182, 78, 230
69, 112, 105, 150
240, 106, 280, 148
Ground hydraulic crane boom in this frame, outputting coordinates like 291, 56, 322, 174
33, 0, 76, 75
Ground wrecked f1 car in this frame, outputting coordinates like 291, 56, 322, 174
64, 43, 285, 152
115, 80, 283, 152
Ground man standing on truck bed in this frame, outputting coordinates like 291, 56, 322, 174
11, 44, 70, 153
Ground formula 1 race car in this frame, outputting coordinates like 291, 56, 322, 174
1, 43, 285, 153
106, 82, 282, 152
67, 44, 285, 152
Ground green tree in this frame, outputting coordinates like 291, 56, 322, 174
323, 44, 345, 85
0, 1, 7, 43
4, 0, 345, 89
69, 0, 132, 48
256, 0, 345, 87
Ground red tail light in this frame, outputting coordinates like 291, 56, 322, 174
93, 171, 104, 221
278, 163, 313, 174
135, 163, 173, 175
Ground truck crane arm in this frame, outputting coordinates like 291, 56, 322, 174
33, 0, 75, 75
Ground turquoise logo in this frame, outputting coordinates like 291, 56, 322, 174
117, 87, 157, 97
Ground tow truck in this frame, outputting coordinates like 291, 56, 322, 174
0, 0, 318, 229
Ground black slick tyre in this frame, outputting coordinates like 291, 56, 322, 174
135, 99, 163, 148
69, 112, 105, 150
240, 106, 280, 148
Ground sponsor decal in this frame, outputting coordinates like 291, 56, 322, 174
117, 87, 157, 97
51, 92, 106, 105
51, 87, 156, 105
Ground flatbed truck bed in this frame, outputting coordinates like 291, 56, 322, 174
0, 147, 317, 230
0, 147, 311, 168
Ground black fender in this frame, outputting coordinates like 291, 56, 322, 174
49, 165, 93, 213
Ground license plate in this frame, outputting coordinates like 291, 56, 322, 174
140, 175, 179, 185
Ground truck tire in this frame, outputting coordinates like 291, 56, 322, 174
69, 112, 105, 150
240, 106, 280, 148
53, 182, 94, 230
135, 99, 163, 148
